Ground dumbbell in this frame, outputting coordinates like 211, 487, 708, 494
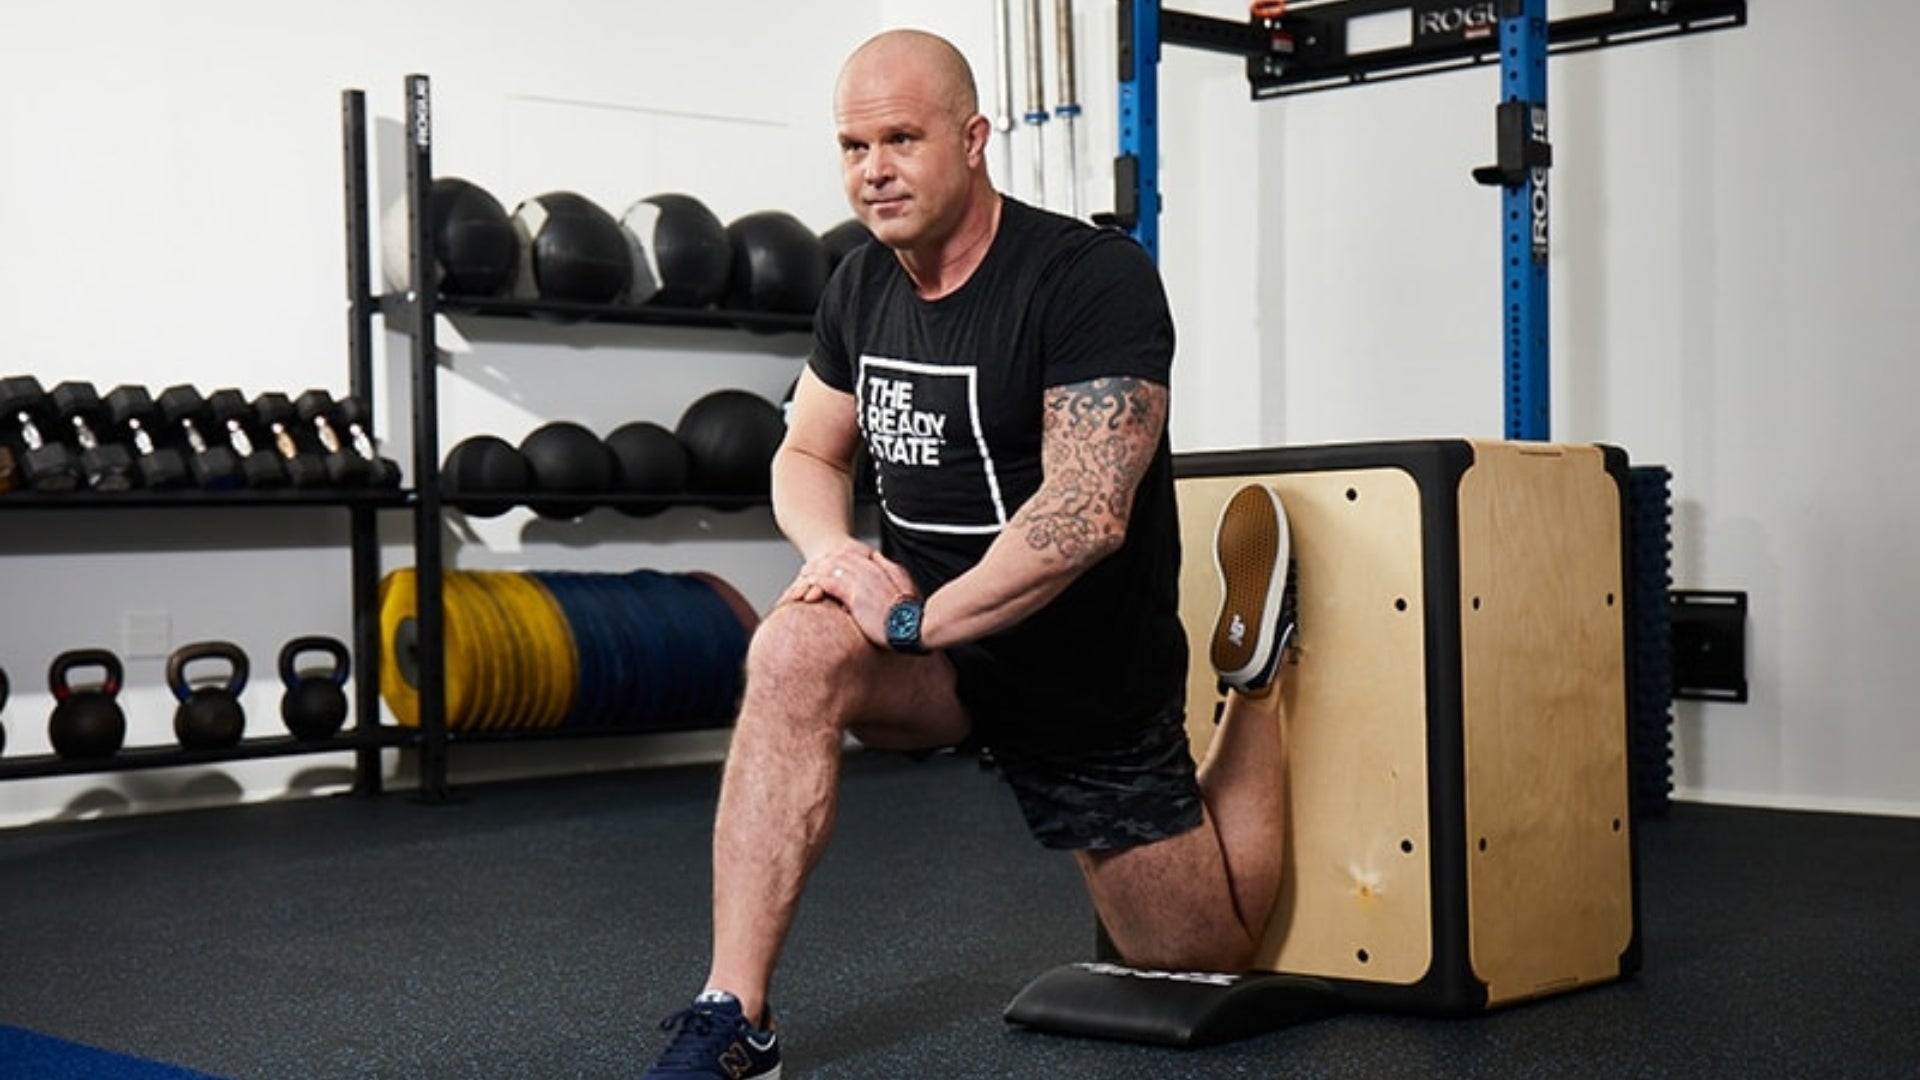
103, 385, 193, 490
156, 384, 245, 490
50, 381, 135, 493
0, 375, 84, 492
335, 395, 403, 488
249, 392, 329, 488
206, 389, 288, 488
168, 640, 249, 750
293, 390, 370, 486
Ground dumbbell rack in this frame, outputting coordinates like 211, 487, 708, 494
0, 425, 410, 786
349, 75, 811, 800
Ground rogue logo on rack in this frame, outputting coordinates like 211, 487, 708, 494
1529, 104, 1549, 260
1415, 1, 1499, 42
410, 79, 431, 149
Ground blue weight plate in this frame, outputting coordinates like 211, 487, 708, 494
539, 573, 606, 730
579, 573, 625, 730
611, 572, 671, 729
677, 572, 750, 723
649, 572, 723, 724
588, 573, 644, 729
626, 570, 691, 729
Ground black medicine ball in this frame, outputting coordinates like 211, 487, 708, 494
511, 192, 634, 304
621, 194, 733, 308
676, 390, 786, 496
519, 421, 615, 519
442, 434, 531, 518
381, 177, 519, 296
819, 218, 874, 273
725, 211, 830, 315
605, 420, 691, 517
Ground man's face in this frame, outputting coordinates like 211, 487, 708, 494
834, 59, 979, 254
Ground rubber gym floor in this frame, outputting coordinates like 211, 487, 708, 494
1, 749, 1914, 1079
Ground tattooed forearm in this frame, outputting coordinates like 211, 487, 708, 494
1014, 376, 1167, 565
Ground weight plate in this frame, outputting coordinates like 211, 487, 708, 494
378, 569, 420, 726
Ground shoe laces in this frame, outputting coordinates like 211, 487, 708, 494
653, 1003, 751, 1070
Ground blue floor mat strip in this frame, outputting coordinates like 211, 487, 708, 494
0, 1024, 220, 1079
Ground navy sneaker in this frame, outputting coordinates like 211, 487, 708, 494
641, 991, 781, 1079
1210, 483, 1297, 695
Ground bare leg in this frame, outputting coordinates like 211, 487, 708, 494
1076, 673, 1289, 973
703, 600, 969, 1022
1194, 683, 1289, 940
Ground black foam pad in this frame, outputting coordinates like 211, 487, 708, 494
1002, 962, 1345, 1047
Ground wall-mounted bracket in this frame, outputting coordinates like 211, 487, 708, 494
1671, 589, 1748, 702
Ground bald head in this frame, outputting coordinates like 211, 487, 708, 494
836, 29, 980, 128
832, 28, 997, 275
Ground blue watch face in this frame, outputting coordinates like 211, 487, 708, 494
886, 600, 923, 649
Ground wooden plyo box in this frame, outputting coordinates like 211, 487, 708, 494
1175, 439, 1642, 1014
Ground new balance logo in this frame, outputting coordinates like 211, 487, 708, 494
718, 1043, 754, 1079
1227, 613, 1247, 647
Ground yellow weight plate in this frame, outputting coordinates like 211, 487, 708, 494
476, 571, 526, 730
378, 568, 420, 727
494, 571, 554, 729
381, 566, 477, 729
442, 571, 488, 732
453, 571, 497, 731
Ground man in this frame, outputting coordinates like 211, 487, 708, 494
641, 28, 1295, 1079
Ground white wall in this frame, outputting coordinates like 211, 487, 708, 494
3, 2, 1914, 824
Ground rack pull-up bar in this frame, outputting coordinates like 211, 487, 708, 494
1112, 0, 1745, 440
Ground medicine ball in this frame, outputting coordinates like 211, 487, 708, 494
676, 390, 786, 496
621, 194, 732, 308
520, 421, 614, 519
381, 177, 520, 297
511, 192, 634, 304
442, 434, 531, 518
605, 420, 690, 517
726, 211, 830, 315
820, 218, 874, 273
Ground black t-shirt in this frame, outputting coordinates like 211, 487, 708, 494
809, 197, 1186, 750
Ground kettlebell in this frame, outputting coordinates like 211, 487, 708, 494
167, 640, 249, 751
279, 636, 350, 741
48, 649, 127, 760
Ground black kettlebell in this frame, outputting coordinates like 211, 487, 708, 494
168, 640, 249, 751
48, 649, 127, 760
279, 636, 350, 741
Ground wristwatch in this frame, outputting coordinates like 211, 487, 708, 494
884, 596, 928, 654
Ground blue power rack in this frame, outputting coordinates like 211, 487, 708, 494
1112, 0, 1745, 441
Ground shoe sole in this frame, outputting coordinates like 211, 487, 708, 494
1210, 484, 1292, 690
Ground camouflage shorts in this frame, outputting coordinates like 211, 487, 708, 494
985, 707, 1204, 852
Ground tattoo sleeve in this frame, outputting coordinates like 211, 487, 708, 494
1013, 376, 1168, 565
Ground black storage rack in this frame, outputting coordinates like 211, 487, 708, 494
0, 96, 415, 793
344, 74, 810, 802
